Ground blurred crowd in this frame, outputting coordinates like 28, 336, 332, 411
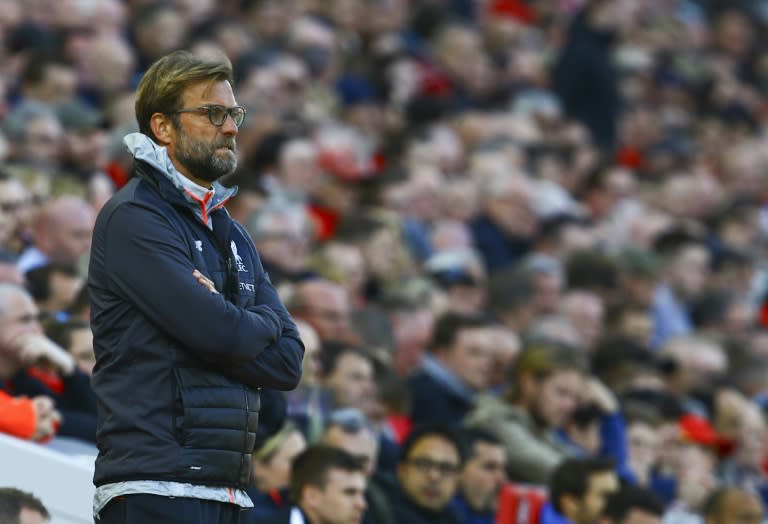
2, 0, 768, 523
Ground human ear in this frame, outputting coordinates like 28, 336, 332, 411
150, 113, 174, 146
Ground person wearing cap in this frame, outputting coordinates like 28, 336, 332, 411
88, 51, 304, 523
56, 100, 115, 210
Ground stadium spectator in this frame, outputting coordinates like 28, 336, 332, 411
391, 423, 464, 524
600, 486, 664, 524
541, 457, 619, 524
320, 408, 395, 524
253, 445, 367, 524
16, 195, 94, 274
248, 422, 307, 523
407, 313, 494, 426
0, 487, 50, 524
449, 428, 507, 524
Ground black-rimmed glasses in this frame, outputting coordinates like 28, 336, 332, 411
174, 105, 247, 127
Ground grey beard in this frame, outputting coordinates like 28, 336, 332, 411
176, 140, 237, 183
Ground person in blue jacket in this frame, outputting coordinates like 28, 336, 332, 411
88, 50, 304, 524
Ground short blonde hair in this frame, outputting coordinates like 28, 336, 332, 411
507, 341, 588, 401
134, 50, 233, 142
253, 422, 300, 464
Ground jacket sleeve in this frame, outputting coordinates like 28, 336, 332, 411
100, 203, 283, 364
489, 420, 563, 484
58, 367, 97, 415
215, 251, 305, 390
0, 391, 38, 440
599, 412, 636, 484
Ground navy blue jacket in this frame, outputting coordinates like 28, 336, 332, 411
89, 160, 304, 489
407, 369, 475, 427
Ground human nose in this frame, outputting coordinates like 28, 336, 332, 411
220, 113, 238, 135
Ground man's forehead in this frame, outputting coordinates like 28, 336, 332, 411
182, 79, 236, 103
410, 435, 459, 457
588, 470, 618, 490
326, 468, 365, 487
473, 440, 505, 458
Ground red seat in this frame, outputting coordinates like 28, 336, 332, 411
497, 483, 547, 524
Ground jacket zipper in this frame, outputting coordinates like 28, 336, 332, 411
240, 387, 250, 486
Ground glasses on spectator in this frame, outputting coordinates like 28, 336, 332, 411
406, 457, 459, 476
173, 105, 247, 127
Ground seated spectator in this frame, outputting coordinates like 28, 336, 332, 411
0, 487, 50, 523
253, 446, 367, 524
0, 283, 96, 444
449, 428, 507, 524
248, 201, 315, 285
623, 409, 662, 488
601, 486, 665, 524
661, 415, 720, 524
248, 422, 307, 522
486, 267, 538, 335
650, 231, 710, 349
290, 278, 357, 345
702, 487, 763, 524
284, 320, 326, 442
470, 172, 537, 274
25, 263, 84, 317
321, 408, 395, 524
390, 423, 464, 524
321, 343, 378, 419
45, 318, 95, 376
321, 344, 401, 477
716, 395, 768, 509
321, 408, 380, 480
464, 342, 587, 483
424, 250, 487, 316
407, 313, 494, 426
16, 195, 94, 275
0, 171, 33, 257
541, 457, 619, 524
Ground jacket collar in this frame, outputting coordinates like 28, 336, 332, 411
124, 132, 237, 229
421, 354, 476, 402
